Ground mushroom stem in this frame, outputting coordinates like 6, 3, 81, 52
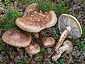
28, 54, 33, 58
52, 45, 69, 61
55, 26, 71, 51
17, 48, 23, 56
34, 32, 39, 40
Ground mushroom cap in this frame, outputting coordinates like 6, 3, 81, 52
42, 37, 55, 48
2, 28, 31, 47
25, 43, 40, 55
24, 3, 36, 13
15, 3, 57, 32
58, 14, 82, 38
63, 40, 73, 53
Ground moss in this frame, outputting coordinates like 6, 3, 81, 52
27, 0, 37, 6
36, 1, 69, 17
75, 25, 85, 51
0, 40, 6, 50
36, 1, 55, 12
36, 54, 42, 61
16, 58, 26, 64
0, 7, 23, 31
54, 3, 69, 17
56, 59, 65, 64
52, 33, 59, 39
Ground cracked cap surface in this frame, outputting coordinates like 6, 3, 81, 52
25, 43, 40, 55
15, 3, 57, 32
2, 28, 32, 47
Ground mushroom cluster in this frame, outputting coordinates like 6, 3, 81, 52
2, 3, 82, 62
55, 14, 82, 51
2, 28, 32, 55
2, 3, 57, 57
51, 14, 82, 61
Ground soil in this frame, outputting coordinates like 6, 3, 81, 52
0, 0, 85, 64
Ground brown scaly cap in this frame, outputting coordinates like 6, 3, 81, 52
24, 3, 36, 13
2, 28, 32, 47
63, 40, 73, 53
25, 43, 40, 55
42, 37, 55, 48
15, 3, 57, 32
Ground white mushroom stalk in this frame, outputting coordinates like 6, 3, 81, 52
33, 32, 39, 40
17, 48, 24, 56
55, 14, 82, 51
52, 40, 73, 61
55, 26, 71, 51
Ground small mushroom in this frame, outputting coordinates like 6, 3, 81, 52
55, 14, 82, 51
52, 40, 73, 61
15, 3, 57, 40
2, 28, 32, 55
42, 37, 55, 48
34, 32, 39, 41
25, 43, 40, 58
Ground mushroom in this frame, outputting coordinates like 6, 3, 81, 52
25, 43, 40, 58
52, 40, 73, 61
42, 37, 55, 48
2, 28, 32, 55
15, 3, 57, 40
55, 14, 82, 51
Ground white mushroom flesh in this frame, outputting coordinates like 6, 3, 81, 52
52, 45, 69, 61
55, 26, 71, 51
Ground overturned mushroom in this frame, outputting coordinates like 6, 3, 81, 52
42, 37, 55, 48
25, 43, 40, 58
52, 40, 73, 61
2, 28, 32, 55
55, 14, 82, 51
15, 3, 57, 40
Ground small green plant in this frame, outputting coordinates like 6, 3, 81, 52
75, 39, 85, 50
80, 25, 85, 39
75, 25, 85, 50
36, 1, 69, 17
27, 0, 37, 6
0, 7, 23, 31
4, 0, 9, 5
4, 6, 9, 9
36, 1, 55, 12
69, 37, 75, 42
40, 47, 48, 55
16, 58, 26, 64
56, 59, 65, 64
52, 33, 59, 39
54, 2, 69, 17
0, 40, 6, 50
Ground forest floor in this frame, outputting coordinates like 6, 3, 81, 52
0, 0, 85, 64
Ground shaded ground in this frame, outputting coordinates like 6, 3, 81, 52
0, 0, 85, 64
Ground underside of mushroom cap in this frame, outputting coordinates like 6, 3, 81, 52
15, 3, 57, 32
58, 14, 82, 38
2, 28, 32, 47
